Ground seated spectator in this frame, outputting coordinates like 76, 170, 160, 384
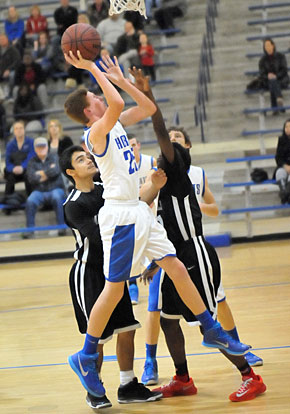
13, 51, 48, 107
274, 118, 290, 204
154, 0, 186, 33
138, 32, 156, 81
54, 0, 78, 37
0, 33, 21, 97
97, 13, 125, 55
87, 0, 109, 27
47, 119, 73, 156
4, 120, 35, 196
33, 32, 52, 77
26, 5, 48, 46
24, 137, 66, 238
13, 83, 44, 135
259, 38, 289, 112
4, 6, 25, 55
115, 21, 141, 77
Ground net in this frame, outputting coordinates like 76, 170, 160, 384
109, 0, 147, 18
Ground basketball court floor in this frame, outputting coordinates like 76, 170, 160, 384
1, 238, 290, 413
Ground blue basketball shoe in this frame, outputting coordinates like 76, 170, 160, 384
68, 351, 105, 397
141, 358, 158, 385
202, 322, 251, 355
245, 351, 263, 367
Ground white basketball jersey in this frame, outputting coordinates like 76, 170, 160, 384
188, 165, 205, 202
84, 121, 139, 201
137, 153, 155, 188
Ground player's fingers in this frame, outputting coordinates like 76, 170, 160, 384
76, 50, 83, 60
99, 60, 108, 71
113, 56, 120, 67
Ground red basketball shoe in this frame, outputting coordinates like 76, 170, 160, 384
152, 376, 197, 398
229, 375, 266, 402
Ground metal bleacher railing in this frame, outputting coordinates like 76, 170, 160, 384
193, 0, 219, 143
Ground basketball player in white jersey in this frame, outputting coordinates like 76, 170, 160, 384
128, 133, 157, 304
63, 51, 250, 399
140, 126, 263, 386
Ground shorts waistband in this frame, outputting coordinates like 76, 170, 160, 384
104, 199, 139, 206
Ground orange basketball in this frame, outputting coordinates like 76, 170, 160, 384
61, 23, 101, 61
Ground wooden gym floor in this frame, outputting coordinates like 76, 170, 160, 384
0, 238, 290, 414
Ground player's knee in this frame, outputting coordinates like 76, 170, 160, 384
160, 316, 179, 334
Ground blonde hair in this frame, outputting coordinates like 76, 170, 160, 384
30, 5, 41, 16
47, 119, 64, 140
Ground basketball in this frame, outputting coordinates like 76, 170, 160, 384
61, 23, 101, 61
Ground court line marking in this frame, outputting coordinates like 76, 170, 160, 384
1, 280, 290, 314
0, 345, 289, 370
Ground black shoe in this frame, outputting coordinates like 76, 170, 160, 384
86, 393, 112, 409
22, 232, 34, 239
117, 377, 162, 404
58, 229, 66, 236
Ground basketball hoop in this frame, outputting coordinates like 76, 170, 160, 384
109, 0, 147, 18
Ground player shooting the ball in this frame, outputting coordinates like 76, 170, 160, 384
63, 50, 250, 400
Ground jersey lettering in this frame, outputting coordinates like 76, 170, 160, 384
115, 134, 129, 150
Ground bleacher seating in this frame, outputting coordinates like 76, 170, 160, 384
248, 2, 290, 11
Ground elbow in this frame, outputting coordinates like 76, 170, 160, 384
117, 98, 125, 112
148, 101, 157, 117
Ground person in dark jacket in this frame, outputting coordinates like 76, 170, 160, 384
4, 120, 35, 195
13, 51, 48, 106
54, 0, 78, 36
274, 118, 290, 203
258, 38, 289, 112
24, 137, 66, 238
115, 21, 141, 77
13, 82, 43, 126
87, 0, 109, 27
0, 33, 21, 96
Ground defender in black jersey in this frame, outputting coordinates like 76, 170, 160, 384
132, 71, 266, 402
60, 145, 163, 408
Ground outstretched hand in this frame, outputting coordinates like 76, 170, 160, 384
128, 67, 150, 92
64, 50, 94, 71
151, 168, 167, 190
98, 55, 125, 85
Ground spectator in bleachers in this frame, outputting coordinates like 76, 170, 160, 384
97, 13, 125, 55
47, 119, 73, 157
0, 33, 21, 97
4, 6, 25, 55
33, 32, 52, 77
4, 120, 35, 196
26, 5, 48, 46
87, 0, 109, 27
154, 0, 186, 34
13, 51, 48, 107
54, 0, 78, 37
259, 38, 289, 113
138, 32, 156, 81
274, 118, 290, 204
24, 137, 66, 238
13, 83, 44, 135
115, 21, 141, 77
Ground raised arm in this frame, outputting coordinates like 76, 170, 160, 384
199, 174, 219, 217
129, 68, 175, 163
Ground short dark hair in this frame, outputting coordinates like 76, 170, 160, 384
167, 126, 191, 148
59, 145, 84, 184
64, 88, 90, 125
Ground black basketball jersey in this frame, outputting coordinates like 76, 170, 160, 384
158, 145, 203, 245
63, 183, 104, 267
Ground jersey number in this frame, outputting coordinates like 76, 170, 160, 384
124, 149, 138, 175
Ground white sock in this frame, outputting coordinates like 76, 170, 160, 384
120, 370, 135, 386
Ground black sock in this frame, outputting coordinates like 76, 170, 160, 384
175, 361, 189, 381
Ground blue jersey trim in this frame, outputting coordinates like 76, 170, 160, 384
202, 168, 205, 197
150, 156, 154, 168
217, 296, 226, 303
153, 253, 176, 262
93, 133, 110, 158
